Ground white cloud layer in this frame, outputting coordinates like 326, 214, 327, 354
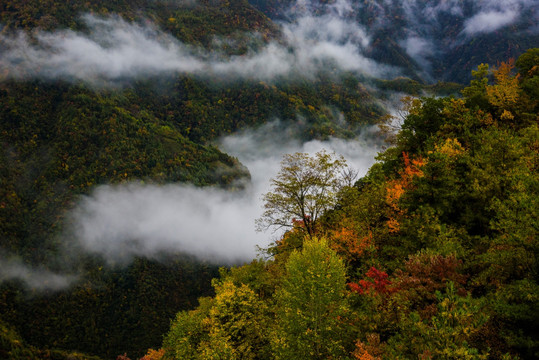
66, 122, 381, 264
0, 6, 388, 84
399, 36, 435, 71
0, 0, 536, 84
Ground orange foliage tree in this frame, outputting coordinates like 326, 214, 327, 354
385, 152, 426, 232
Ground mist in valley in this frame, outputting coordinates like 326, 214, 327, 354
1, 0, 536, 289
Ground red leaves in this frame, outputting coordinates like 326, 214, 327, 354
348, 267, 395, 295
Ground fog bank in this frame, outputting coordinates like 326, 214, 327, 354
67, 122, 381, 264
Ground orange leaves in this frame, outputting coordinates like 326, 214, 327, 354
385, 152, 426, 232
385, 183, 406, 212
386, 218, 400, 234
386, 152, 425, 207
329, 226, 373, 260
403, 151, 426, 177
352, 340, 381, 360
352, 333, 384, 360
139, 349, 165, 360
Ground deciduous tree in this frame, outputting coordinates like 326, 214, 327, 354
273, 237, 351, 359
257, 150, 352, 238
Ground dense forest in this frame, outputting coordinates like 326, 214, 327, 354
0, 1, 386, 357
158, 49, 539, 360
1, 0, 538, 359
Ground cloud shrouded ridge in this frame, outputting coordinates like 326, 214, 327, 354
0, 6, 388, 84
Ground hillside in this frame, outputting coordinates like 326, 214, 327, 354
248, 0, 539, 83
160, 49, 539, 360
0, 0, 387, 358
0, 0, 537, 358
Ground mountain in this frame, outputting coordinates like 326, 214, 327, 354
0, 0, 537, 359
247, 0, 539, 83
0, 0, 386, 358
161, 48, 539, 360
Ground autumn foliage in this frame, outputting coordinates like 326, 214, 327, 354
151, 49, 539, 360
348, 267, 395, 295
330, 226, 373, 260
385, 152, 426, 232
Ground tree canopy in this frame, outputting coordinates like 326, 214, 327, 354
159, 48, 539, 360
257, 150, 353, 237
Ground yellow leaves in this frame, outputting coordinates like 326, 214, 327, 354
442, 98, 467, 118
402, 96, 423, 116
501, 109, 515, 121
435, 138, 465, 157
479, 110, 495, 126
486, 60, 520, 112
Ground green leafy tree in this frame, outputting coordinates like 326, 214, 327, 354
206, 280, 271, 360
162, 297, 213, 360
273, 237, 351, 359
257, 150, 353, 238
461, 63, 491, 110
387, 283, 489, 359
163, 280, 271, 360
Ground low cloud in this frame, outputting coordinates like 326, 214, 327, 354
1, 15, 203, 82
66, 121, 381, 265
399, 36, 435, 74
0, 256, 77, 291
0, 5, 390, 84
354, 0, 539, 78
462, 10, 518, 35
458, 0, 538, 36
0, 1, 536, 84
388, 0, 536, 30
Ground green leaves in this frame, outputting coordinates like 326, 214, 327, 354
386, 283, 489, 360
273, 237, 350, 360
257, 150, 351, 238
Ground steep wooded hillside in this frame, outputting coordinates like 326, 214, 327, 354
1, 0, 537, 359
249, 0, 539, 83
161, 49, 539, 360
0, 0, 387, 358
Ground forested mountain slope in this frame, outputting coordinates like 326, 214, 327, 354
0, 0, 537, 358
161, 49, 539, 360
248, 0, 539, 83
0, 0, 387, 358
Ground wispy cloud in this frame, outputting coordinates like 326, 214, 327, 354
0, 0, 536, 84
462, 9, 518, 35
399, 36, 436, 75
0, 6, 390, 84
350, 0, 538, 78
0, 256, 77, 291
